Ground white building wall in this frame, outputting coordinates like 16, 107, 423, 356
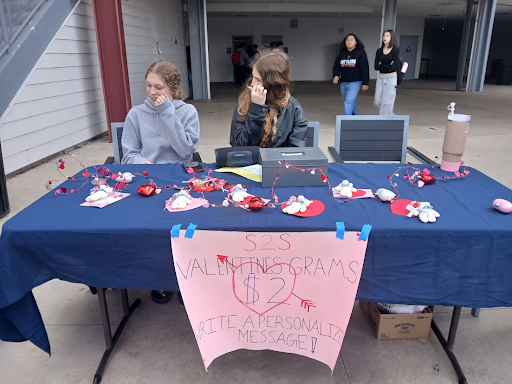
122, 0, 189, 106
0, 0, 188, 175
207, 17, 425, 83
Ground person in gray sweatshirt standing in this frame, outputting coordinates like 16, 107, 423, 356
122, 59, 200, 304
122, 59, 200, 165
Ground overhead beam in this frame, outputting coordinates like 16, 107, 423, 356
205, 3, 376, 13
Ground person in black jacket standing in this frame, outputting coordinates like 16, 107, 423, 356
374, 29, 400, 115
332, 33, 370, 115
230, 49, 308, 148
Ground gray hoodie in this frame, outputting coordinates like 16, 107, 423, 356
121, 97, 200, 164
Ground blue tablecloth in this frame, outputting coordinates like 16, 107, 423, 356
1, 162, 512, 354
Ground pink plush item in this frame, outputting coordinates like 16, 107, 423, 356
493, 199, 512, 213
165, 197, 209, 212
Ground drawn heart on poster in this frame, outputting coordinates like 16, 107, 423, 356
232, 262, 297, 316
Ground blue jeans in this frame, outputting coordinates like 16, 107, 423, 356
340, 81, 362, 115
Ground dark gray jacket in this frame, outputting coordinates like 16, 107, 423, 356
230, 96, 307, 147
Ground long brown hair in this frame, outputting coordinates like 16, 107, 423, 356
145, 58, 184, 100
237, 49, 291, 147
381, 30, 399, 49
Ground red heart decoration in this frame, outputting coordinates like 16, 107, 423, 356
60, 187, 67, 193
138, 184, 156, 196
245, 196, 266, 211
418, 173, 436, 184
351, 190, 367, 198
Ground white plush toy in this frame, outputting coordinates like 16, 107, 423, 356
230, 184, 250, 202
171, 190, 192, 209
406, 201, 440, 223
375, 188, 396, 202
334, 180, 357, 198
116, 172, 134, 183
86, 184, 113, 202
282, 195, 312, 215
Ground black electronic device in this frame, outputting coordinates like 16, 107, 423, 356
183, 161, 204, 173
215, 146, 261, 168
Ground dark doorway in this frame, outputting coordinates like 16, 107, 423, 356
232, 36, 253, 83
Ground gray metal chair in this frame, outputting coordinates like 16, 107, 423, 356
305, 121, 319, 147
327, 115, 433, 164
105, 122, 202, 164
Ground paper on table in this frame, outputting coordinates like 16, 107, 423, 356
215, 164, 262, 182
80, 192, 130, 208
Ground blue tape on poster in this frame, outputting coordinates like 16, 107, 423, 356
185, 223, 197, 238
359, 224, 372, 240
336, 222, 345, 240
171, 224, 182, 238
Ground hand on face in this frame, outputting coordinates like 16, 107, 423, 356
248, 84, 267, 105
146, 72, 172, 105
249, 67, 267, 105
153, 94, 168, 106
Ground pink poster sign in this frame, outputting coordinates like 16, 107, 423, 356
171, 230, 369, 372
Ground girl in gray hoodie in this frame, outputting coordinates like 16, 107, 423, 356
121, 59, 200, 165
122, 59, 200, 304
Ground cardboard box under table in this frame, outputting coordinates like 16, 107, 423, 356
359, 301, 433, 340
260, 147, 328, 187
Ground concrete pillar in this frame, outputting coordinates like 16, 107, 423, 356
466, 0, 497, 92
187, 0, 211, 100
455, 0, 475, 91
380, 0, 398, 38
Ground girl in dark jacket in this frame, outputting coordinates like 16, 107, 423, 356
332, 33, 370, 115
230, 49, 308, 148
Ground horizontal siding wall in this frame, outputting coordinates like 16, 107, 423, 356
0, 0, 188, 175
122, 0, 188, 107
0, 0, 105, 175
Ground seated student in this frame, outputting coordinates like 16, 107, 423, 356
230, 49, 307, 148
122, 58, 200, 304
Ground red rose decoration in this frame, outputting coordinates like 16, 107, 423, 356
138, 184, 156, 196
418, 173, 436, 184
245, 196, 266, 211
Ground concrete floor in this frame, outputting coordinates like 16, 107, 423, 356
1, 79, 512, 383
